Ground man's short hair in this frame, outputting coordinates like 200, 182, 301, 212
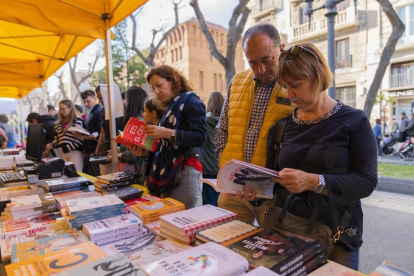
0, 114, 8, 123
26, 113, 41, 123
47, 105, 56, 112
80, 90, 96, 100
242, 23, 281, 50
401, 112, 406, 116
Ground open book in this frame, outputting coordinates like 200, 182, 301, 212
68, 126, 90, 136
114, 117, 158, 152
200, 159, 279, 199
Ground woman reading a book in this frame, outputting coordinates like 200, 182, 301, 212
129, 65, 207, 209
264, 43, 377, 269
46, 99, 85, 172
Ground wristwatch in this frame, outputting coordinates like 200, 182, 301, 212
170, 130, 176, 143
314, 174, 327, 194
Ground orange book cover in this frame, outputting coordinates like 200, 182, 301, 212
130, 198, 185, 218
122, 117, 159, 151
5, 241, 107, 275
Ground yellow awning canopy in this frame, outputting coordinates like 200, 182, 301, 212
0, 0, 148, 39
0, 20, 95, 98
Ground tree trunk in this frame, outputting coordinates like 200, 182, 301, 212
363, 0, 405, 117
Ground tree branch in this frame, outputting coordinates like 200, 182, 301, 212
190, 0, 227, 66
363, 0, 405, 116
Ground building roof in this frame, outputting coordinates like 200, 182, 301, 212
186, 17, 227, 32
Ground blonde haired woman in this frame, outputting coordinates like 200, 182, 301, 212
46, 99, 85, 171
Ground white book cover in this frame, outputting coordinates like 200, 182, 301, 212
196, 220, 258, 243
82, 214, 142, 238
100, 233, 191, 268
142, 242, 249, 276
6, 193, 55, 211
200, 159, 279, 199
308, 261, 362, 276
246, 266, 281, 275
68, 126, 90, 135
160, 205, 238, 236
66, 194, 125, 215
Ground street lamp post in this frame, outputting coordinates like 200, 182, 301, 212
303, 0, 357, 99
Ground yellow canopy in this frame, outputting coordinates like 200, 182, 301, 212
0, 20, 95, 98
0, 0, 148, 39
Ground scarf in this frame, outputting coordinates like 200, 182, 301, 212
148, 92, 195, 194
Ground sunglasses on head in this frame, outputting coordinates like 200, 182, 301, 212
279, 45, 318, 61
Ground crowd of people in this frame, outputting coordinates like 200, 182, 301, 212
4, 22, 414, 270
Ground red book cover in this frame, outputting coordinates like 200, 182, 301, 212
121, 117, 159, 151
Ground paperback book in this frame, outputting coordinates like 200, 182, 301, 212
308, 260, 362, 276
367, 261, 414, 276
61, 207, 125, 231
65, 194, 126, 215
0, 185, 46, 212
98, 185, 143, 201
5, 242, 107, 276
6, 193, 55, 210
141, 242, 249, 276
196, 220, 259, 244
54, 253, 143, 276
94, 178, 138, 190
200, 159, 280, 199
45, 177, 91, 192
11, 232, 90, 263
54, 191, 98, 210
68, 126, 90, 135
245, 266, 282, 275
118, 117, 159, 151
130, 197, 185, 223
96, 172, 137, 184
226, 228, 323, 275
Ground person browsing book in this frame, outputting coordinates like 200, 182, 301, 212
215, 23, 294, 226
266, 43, 377, 269
129, 65, 207, 209
46, 99, 85, 172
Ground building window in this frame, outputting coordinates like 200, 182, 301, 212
219, 74, 223, 92
336, 39, 351, 68
299, 7, 309, 25
214, 73, 217, 90
179, 46, 182, 60
336, 86, 356, 108
337, 0, 350, 12
397, 5, 414, 45
391, 61, 414, 88
175, 49, 178, 62
200, 71, 204, 90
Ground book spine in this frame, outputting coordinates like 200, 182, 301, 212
67, 210, 125, 223
69, 203, 126, 216
50, 187, 88, 195
286, 252, 327, 276
85, 222, 141, 238
94, 233, 139, 246
96, 179, 138, 189
181, 213, 239, 236
90, 228, 143, 243
48, 182, 87, 192
272, 241, 323, 274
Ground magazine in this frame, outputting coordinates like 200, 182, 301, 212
200, 159, 279, 199
117, 117, 159, 151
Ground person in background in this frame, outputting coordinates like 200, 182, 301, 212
130, 65, 207, 209
267, 43, 377, 269
47, 105, 58, 119
199, 92, 224, 206
0, 127, 7, 149
401, 113, 414, 141
74, 105, 87, 122
46, 99, 85, 172
26, 112, 56, 144
0, 114, 16, 148
373, 119, 383, 157
392, 120, 399, 137
73, 90, 102, 176
215, 23, 293, 225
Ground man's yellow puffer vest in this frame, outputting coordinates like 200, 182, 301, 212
220, 69, 294, 168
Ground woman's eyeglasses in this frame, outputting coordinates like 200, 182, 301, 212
279, 45, 318, 61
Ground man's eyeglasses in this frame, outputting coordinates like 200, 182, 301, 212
279, 45, 318, 61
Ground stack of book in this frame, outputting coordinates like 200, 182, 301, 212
82, 213, 145, 246
129, 197, 185, 224
0, 211, 66, 240
54, 191, 99, 210
225, 228, 326, 276
62, 194, 126, 230
97, 185, 144, 202
45, 177, 92, 195
160, 205, 239, 245
0, 221, 74, 263
94, 171, 139, 192
0, 185, 47, 212
194, 220, 259, 246
2, 193, 56, 220
141, 242, 249, 276
5, 242, 107, 275
10, 231, 90, 263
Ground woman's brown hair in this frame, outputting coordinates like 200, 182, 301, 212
206, 92, 224, 117
58, 99, 76, 135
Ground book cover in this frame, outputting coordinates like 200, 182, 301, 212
95, 179, 138, 189
54, 191, 98, 209
11, 232, 90, 263
124, 195, 160, 206
122, 117, 159, 151
54, 253, 144, 276
82, 213, 142, 238
144, 220, 161, 235
51, 187, 89, 195
114, 132, 133, 147
5, 242, 107, 276
130, 197, 185, 219
0, 224, 74, 263
100, 233, 191, 267
96, 172, 135, 184
3, 206, 57, 220
45, 177, 91, 189
141, 242, 249, 276
196, 220, 259, 244
66, 194, 125, 215
367, 261, 414, 276
307, 260, 362, 276
94, 232, 143, 247
6, 193, 55, 211
200, 158, 280, 199
226, 228, 322, 274
160, 204, 238, 236
68, 126, 90, 135
101, 186, 143, 201
0, 212, 65, 240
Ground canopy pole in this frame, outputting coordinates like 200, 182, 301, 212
104, 28, 118, 173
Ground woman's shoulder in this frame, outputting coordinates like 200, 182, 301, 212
334, 104, 369, 128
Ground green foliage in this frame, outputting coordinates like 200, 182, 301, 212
378, 164, 414, 179
91, 19, 148, 91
